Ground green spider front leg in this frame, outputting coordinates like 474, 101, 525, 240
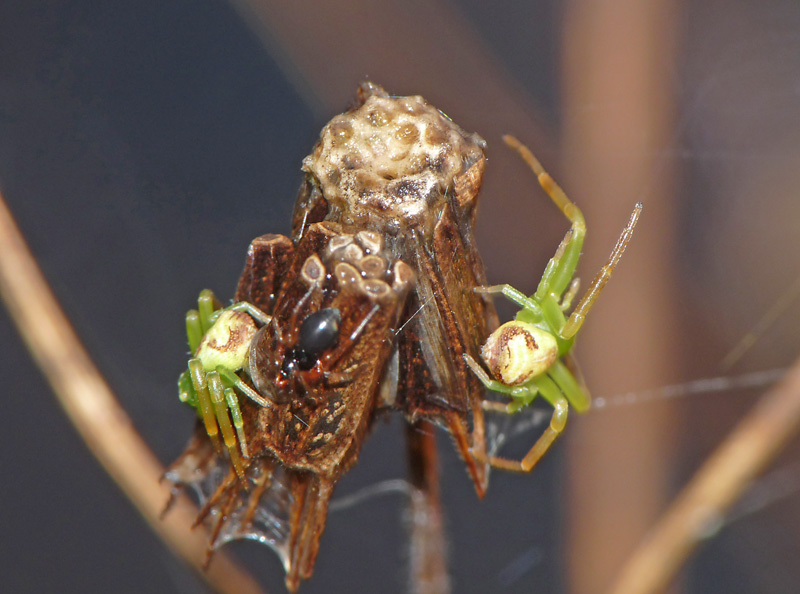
465, 135, 642, 473
178, 289, 272, 481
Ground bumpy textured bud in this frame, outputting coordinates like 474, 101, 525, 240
480, 321, 558, 386
302, 87, 485, 233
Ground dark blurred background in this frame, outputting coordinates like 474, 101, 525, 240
2, 1, 800, 593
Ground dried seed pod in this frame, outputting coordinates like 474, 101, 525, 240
168, 83, 498, 593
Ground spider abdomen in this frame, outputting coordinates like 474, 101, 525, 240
481, 321, 558, 386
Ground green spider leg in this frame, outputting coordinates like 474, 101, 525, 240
228, 300, 272, 325
208, 370, 246, 479
468, 136, 641, 473
185, 289, 219, 354
467, 355, 577, 472
188, 360, 246, 477
184, 290, 271, 353
503, 135, 642, 343
178, 289, 272, 480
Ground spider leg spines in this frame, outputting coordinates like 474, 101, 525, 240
561, 202, 642, 340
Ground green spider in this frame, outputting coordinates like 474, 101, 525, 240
465, 135, 642, 473
178, 289, 272, 479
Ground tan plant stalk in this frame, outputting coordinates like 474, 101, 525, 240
0, 191, 264, 594
610, 357, 800, 594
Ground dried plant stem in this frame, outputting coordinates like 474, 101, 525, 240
0, 192, 264, 594
406, 422, 450, 594
609, 358, 800, 594
561, 1, 682, 590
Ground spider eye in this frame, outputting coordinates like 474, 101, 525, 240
297, 308, 341, 356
